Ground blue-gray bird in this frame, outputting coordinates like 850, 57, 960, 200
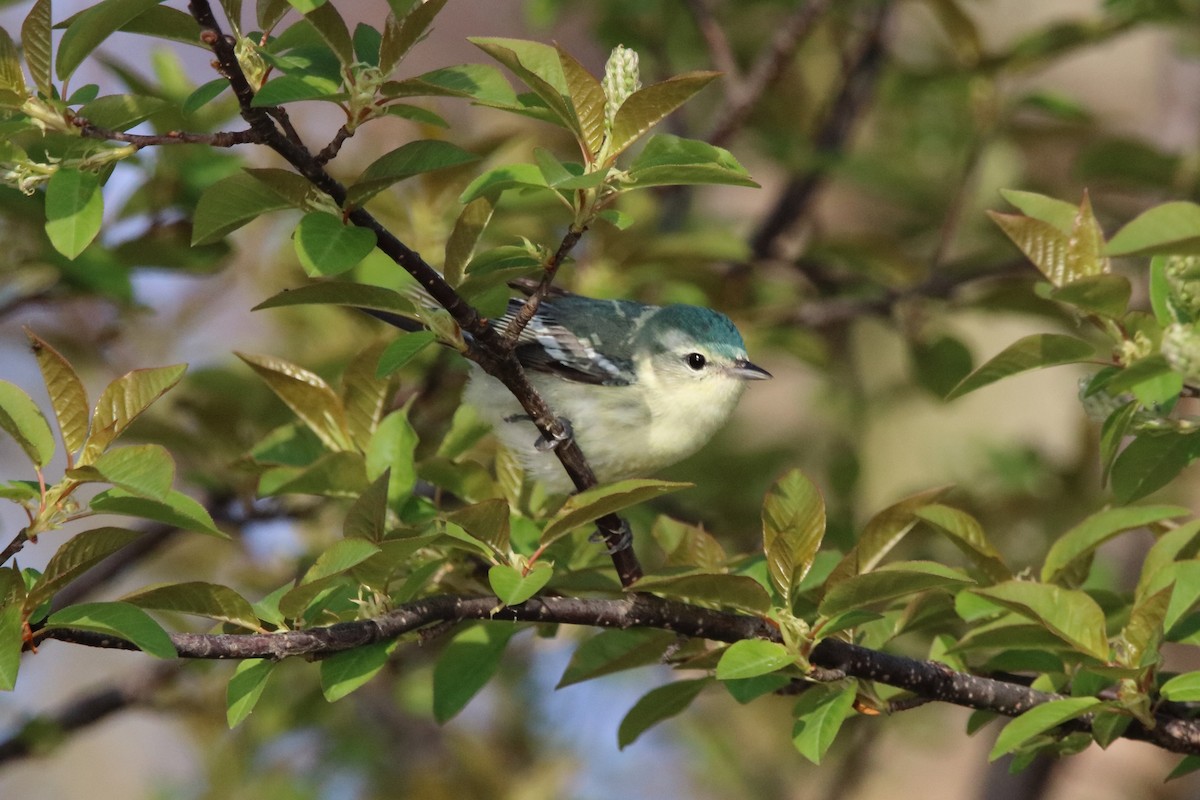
463, 293, 771, 493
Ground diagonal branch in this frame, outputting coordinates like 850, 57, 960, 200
705, 0, 834, 148
750, 4, 889, 262
33, 592, 1200, 756
185, 0, 641, 582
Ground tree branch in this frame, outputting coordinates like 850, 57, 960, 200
501, 225, 585, 347
749, 5, 888, 263
74, 120, 260, 148
185, 0, 642, 583
706, 0, 834, 148
32, 592, 1200, 755
0, 664, 180, 766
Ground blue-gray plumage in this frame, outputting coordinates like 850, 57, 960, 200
466, 293, 771, 493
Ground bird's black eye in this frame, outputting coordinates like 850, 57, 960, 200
686, 353, 707, 370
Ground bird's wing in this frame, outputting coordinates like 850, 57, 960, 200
496, 298, 636, 386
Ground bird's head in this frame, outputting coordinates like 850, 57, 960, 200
636, 304, 772, 387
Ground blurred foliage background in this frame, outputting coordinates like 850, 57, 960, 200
2, 0, 1200, 798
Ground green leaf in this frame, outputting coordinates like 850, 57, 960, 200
608, 72, 719, 157
278, 538, 381, 619
376, 332, 437, 377
626, 134, 758, 188
1111, 432, 1200, 504
1121, 583, 1171, 668
253, 281, 417, 317
1049, 274, 1130, 318
819, 561, 975, 617
25, 527, 142, 612
1160, 671, 1200, 702
341, 341, 389, 451
489, 563, 552, 605
458, 163, 548, 204
1063, 192, 1109, 281
945, 334, 1094, 400
1136, 519, 1200, 599
0, 602, 21, 691
617, 678, 709, 749
293, 212, 377, 277
78, 94, 168, 131
0, 26, 23, 97
989, 697, 1103, 760
1168, 755, 1200, 782
911, 334, 974, 398
1099, 402, 1138, 487
443, 196, 494, 287
260, 451, 369, 498
715, 639, 793, 680
378, 0, 447, 74
72, 443, 175, 500
971, 581, 1109, 660
469, 38, 578, 136
432, 623, 516, 723
791, 685, 857, 765
761, 469, 825, 603
556, 44, 605, 157
121, 581, 259, 631
915, 504, 1011, 582
724, 674, 791, 704
44, 168, 103, 260
381, 63, 515, 104
988, 211, 1072, 286
237, 352, 353, 452
192, 172, 295, 245
77, 363, 185, 464
557, 629, 676, 688
56, 0, 162, 81
366, 409, 419, 507
448, 498, 510, 554
631, 572, 772, 614
1106, 202, 1200, 257
999, 188, 1077, 234
250, 74, 342, 108
183, 79, 229, 114
45, 601, 175, 658
0, 380, 54, 467
1149, 255, 1175, 325
226, 659, 274, 728
303, 1, 353, 65
540, 479, 692, 546
1163, 560, 1200, 636
827, 486, 949, 586
343, 471, 389, 542
347, 140, 479, 206
22, 0, 53, 97
1041, 505, 1190, 585
320, 639, 396, 701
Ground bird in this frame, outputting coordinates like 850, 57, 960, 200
460, 291, 772, 494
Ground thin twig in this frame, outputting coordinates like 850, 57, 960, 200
708, 0, 834, 148
0, 529, 29, 566
684, 0, 741, 83
501, 226, 585, 346
74, 120, 259, 148
316, 124, 354, 165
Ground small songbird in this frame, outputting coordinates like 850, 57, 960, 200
464, 292, 772, 494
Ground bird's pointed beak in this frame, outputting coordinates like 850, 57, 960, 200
729, 358, 772, 380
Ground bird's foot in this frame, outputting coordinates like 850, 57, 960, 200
534, 418, 574, 452
590, 519, 633, 554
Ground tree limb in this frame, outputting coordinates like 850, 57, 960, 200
32, 592, 1200, 755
